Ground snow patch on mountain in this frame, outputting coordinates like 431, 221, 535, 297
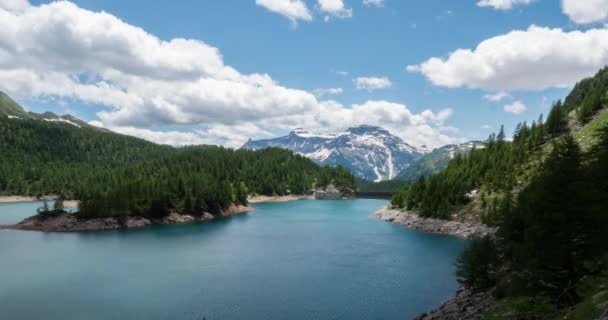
242, 125, 426, 181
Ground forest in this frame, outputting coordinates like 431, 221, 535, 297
392, 68, 608, 318
0, 115, 356, 219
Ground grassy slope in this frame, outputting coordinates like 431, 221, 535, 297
576, 108, 608, 151
0, 92, 30, 117
478, 109, 608, 319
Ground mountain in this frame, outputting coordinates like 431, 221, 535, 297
242, 125, 428, 181
0, 91, 356, 219
389, 67, 608, 320
0, 91, 107, 131
397, 141, 485, 181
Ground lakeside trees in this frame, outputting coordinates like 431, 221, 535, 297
397, 67, 608, 318
0, 116, 356, 219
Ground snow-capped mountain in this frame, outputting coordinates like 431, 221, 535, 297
242, 125, 427, 181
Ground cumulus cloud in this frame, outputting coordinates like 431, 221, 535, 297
317, 0, 352, 20
562, 0, 608, 24
363, 0, 384, 7
0, 1, 457, 148
407, 25, 608, 92
256, 0, 312, 25
313, 87, 344, 97
476, 0, 533, 10
0, 0, 29, 11
353, 76, 392, 91
504, 101, 527, 114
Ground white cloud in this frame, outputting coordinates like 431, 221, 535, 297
353, 76, 392, 91
407, 25, 608, 92
285, 100, 457, 147
481, 124, 493, 129
313, 87, 343, 97
363, 0, 384, 8
0, 0, 29, 11
484, 92, 511, 102
0, 1, 457, 149
336, 70, 349, 76
562, 0, 608, 24
256, 0, 312, 25
476, 0, 533, 10
504, 101, 527, 114
317, 0, 352, 20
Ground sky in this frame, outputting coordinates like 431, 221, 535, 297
1, 0, 608, 148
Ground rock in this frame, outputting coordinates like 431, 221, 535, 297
163, 212, 196, 224
415, 288, 495, 320
218, 205, 254, 217
5, 206, 254, 232
314, 183, 353, 200
125, 216, 151, 228
374, 206, 495, 238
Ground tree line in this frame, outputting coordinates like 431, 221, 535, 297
0, 116, 356, 218
390, 67, 608, 318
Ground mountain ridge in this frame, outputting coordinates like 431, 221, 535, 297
242, 125, 428, 181
0, 92, 108, 132
242, 125, 484, 182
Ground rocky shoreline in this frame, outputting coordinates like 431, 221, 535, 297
1, 205, 253, 232
374, 206, 495, 238
415, 287, 495, 320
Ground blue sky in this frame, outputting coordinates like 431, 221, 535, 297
1, 0, 607, 147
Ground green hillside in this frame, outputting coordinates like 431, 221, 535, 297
0, 92, 29, 118
0, 95, 356, 218
392, 68, 608, 319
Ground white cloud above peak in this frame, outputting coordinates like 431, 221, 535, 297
354, 77, 392, 91
256, 0, 313, 24
407, 25, 608, 92
476, 0, 533, 10
0, 1, 456, 148
562, 0, 608, 24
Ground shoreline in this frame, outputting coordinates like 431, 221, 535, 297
0, 195, 56, 203
0, 195, 79, 207
1, 205, 254, 232
374, 206, 497, 319
247, 194, 313, 203
415, 287, 495, 320
374, 206, 495, 239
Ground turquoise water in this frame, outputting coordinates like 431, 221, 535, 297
0, 199, 466, 320
0, 201, 76, 225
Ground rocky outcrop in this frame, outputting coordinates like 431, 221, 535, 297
4, 205, 254, 232
374, 206, 495, 238
415, 288, 495, 320
5, 213, 152, 232
314, 184, 354, 200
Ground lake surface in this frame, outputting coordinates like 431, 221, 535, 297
0, 199, 466, 320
